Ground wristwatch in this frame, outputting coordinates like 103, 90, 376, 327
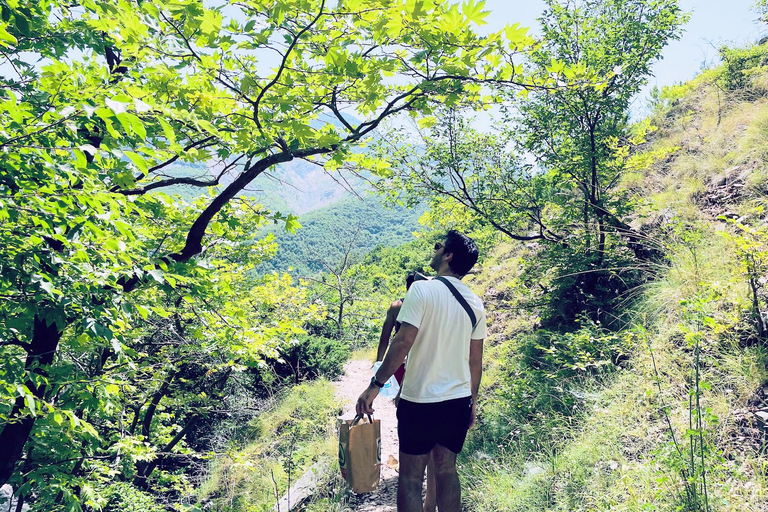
370, 376, 385, 388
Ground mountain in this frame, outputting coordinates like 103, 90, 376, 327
258, 195, 425, 275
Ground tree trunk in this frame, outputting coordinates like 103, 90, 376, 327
337, 299, 344, 340
134, 416, 198, 488
141, 371, 176, 440
0, 316, 62, 486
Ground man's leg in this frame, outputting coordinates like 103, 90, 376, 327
398, 451, 430, 512
431, 444, 460, 512
423, 453, 437, 512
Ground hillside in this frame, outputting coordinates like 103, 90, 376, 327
452, 44, 768, 511
258, 195, 426, 275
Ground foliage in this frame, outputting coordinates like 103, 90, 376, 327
258, 195, 424, 275
199, 379, 339, 512
511, 0, 686, 274
754, 0, 768, 24
717, 43, 768, 92
297, 235, 437, 351
472, 319, 632, 454
719, 213, 768, 342
372, 0, 687, 327
373, 110, 552, 243
102, 483, 168, 512
0, 0, 547, 506
268, 334, 351, 386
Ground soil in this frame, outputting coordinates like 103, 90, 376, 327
334, 359, 400, 512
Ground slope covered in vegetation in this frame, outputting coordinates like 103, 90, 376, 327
455, 43, 768, 512
258, 196, 424, 275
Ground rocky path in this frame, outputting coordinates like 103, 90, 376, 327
334, 359, 400, 512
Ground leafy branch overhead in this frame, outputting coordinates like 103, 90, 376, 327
0, 0, 571, 495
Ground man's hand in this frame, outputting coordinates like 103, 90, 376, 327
356, 384, 379, 416
469, 400, 477, 429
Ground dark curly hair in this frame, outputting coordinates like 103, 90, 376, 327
443, 230, 479, 276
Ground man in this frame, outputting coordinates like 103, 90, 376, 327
357, 230, 487, 512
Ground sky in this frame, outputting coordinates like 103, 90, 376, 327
477, 0, 764, 118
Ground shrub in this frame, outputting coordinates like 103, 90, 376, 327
103, 483, 166, 512
276, 335, 350, 384
718, 43, 768, 91
473, 320, 632, 452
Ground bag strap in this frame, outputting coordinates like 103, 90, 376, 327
435, 277, 477, 330
352, 414, 374, 426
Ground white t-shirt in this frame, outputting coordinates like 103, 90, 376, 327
396, 276, 487, 403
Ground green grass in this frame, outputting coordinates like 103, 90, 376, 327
198, 380, 341, 512
457, 116, 768, 510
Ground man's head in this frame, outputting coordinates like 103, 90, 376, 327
429, 230, 479, 276
405, 271, 428, 290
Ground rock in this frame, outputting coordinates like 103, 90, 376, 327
273, 459, 333, 512
523, 462, 546, 478
0, 485, 11, 504
754, 411, 768, 424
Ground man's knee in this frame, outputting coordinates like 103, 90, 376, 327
430, 444, 458, 475
399, 451, 430, 480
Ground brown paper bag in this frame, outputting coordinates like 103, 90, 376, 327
337, 414, 381, 493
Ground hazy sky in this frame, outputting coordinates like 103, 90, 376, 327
478, 0, 764, 117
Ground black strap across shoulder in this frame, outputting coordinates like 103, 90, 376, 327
435, 277, 477, 330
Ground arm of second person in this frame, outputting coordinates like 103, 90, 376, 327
357, 322, 418, 415
375, 302, 400, 362
469, 337, 484, 428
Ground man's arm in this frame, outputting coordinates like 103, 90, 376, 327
469, 338, 484, 428
375, 302, 400, 362
356, 322, 418, 415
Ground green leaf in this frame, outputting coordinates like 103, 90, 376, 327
285, 214, 302, 234
124, 151, 149, 175
13, 12, 28, 36
135, 304, 150, 320
417, 116, 437, 129
0, 21, 17, 46
148, 269, 163, 283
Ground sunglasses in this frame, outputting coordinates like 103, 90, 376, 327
434, 242, 443, 251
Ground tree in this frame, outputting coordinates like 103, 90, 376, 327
373, 109, 555, 243
0, 0, 544, 500
515, 0, 686, 261
373, 0, 687, 325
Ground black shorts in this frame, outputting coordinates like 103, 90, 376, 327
396, 396, 472, 455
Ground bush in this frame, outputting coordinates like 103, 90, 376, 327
473, 320, 632, 452
525, 241, 649, 329
103, 483, 166, 512
718, 43, 768, 91
275, 335, 350, 384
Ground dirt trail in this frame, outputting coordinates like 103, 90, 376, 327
334, 359, 399, 512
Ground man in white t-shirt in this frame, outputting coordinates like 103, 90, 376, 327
357, 230, 487, 512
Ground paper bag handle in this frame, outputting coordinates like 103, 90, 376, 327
352, 413, 374, 426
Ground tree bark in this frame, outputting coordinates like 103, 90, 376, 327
0, 316, 62, 486
134, 416, 198, 488
141, 372, 176, 440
